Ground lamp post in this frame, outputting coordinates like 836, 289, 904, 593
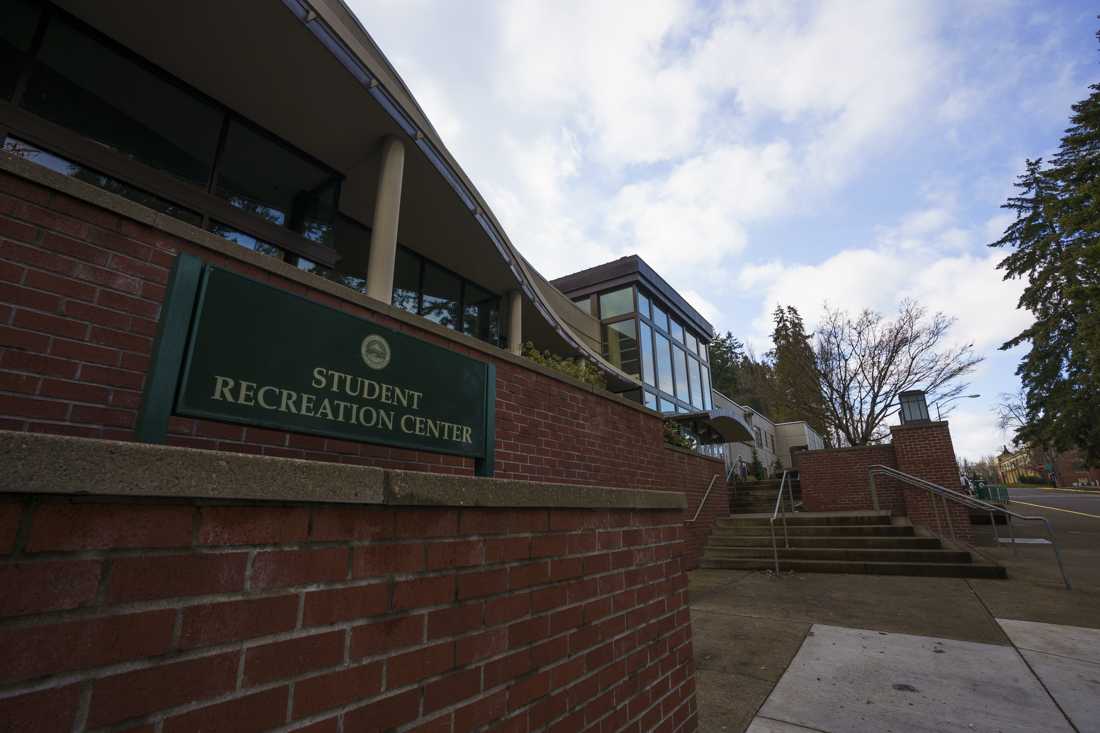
934, 393, 980, 421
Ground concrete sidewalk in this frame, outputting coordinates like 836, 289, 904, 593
690, 504, 1100, 733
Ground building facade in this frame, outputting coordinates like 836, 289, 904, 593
0, 2, 708, 731
554, 256, 714, 415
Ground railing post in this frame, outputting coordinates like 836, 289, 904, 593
869, 471, 880, 512
942, 494, 955, 541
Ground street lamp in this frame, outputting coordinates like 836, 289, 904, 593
934, 393, 981, 421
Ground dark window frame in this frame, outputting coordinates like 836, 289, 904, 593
1, 0, 342, 267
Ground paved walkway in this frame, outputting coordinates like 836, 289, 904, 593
691, 487, 1100, 733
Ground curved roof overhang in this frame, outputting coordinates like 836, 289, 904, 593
669, 409, 755, 445
56, 0, 635, 387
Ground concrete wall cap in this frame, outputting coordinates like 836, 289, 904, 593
0, 431, 685, 510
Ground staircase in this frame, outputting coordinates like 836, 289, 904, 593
729, 477, 801, 514
701, 510, 1006, 578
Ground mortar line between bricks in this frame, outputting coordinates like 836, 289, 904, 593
0, 548, 670, 632
965, 579, 1082, 733
0, 562, 690, 699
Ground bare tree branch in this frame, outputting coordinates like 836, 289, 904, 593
814, 300, 983, 446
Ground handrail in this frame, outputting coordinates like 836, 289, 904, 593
690, 473, 722, 523
867, 464, 1071, 590
768, 470, 795, 575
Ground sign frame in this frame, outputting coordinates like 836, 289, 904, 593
136, 254, 496, 476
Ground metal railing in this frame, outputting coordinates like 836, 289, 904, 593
768, 470, 796, 575
689, 473, 723, 523
867, 464, 1071, 590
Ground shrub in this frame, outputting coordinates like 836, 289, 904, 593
663, 420, 694, 449
521, 342, 606, 388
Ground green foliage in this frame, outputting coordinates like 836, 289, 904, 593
768, 305, 829, 439
663, 420, 694, 449
750, 447, 766, 480
991, 56, 1100, 467
708, 332, 745, 397
707, 332, 777, 415
521, 342, 607, 388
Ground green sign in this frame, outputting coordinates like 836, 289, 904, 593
137, 256, 495, 474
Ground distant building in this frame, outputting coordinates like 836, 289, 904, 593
997, 445, 1100, 487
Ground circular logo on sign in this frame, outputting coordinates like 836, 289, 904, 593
360, 334, 391, 370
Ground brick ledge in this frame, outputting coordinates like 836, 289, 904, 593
0, 431, 686, 510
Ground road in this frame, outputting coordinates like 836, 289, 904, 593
1006, 486, 1100, 552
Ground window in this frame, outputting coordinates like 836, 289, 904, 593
686, 332, 698, 355
572, 296, 592, 315
651, 303, 669, 332
688, 358, 703, 410
392, 247, 420, 315
420, 261, 461, 329
670, 319, 685, 343
699, 339, 709, 362
464, 283, 500, 345
643, 391, 658, 410
22, 13, 223, 187
639, 322, 655, 386
659, 398, 676, 414
387, 246, 501, 347
601, 321, 639, 378
637, 290, 651, 319
672, 345, 690, 402
206, 221, 283, 259
214, 120, 338, 246
4, 137, 202, 226
598, 287, 633, 319
701, 365, 712, 409
754, 427, 763, 448
1, 0, 40, 100
654, 332, 674, 396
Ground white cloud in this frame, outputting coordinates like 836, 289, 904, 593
737, 200, 1030, 353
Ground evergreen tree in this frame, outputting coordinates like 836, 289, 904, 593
768, 305, 829, 439
707, 331, 745, 398
992, 53, 1100, 466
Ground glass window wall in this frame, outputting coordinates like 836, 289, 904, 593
602, 321, 640, 379
420, 261, 461, 329
651, 304, 669, 332
215, 120, 337, 245
670, 319, 685, 343
639, 322, 655, 386
655, 332, 674, 396
599, 287, 633, 319
392, 247, 420, 315
1, 0, 40, 100
688, 358, 703, 409
23, 14, 223, 187
464, 283, 500, 344
672, 344, 690, 403
4, 137, 202, 226
643, 391, 658, 410
637, 290, 651, 319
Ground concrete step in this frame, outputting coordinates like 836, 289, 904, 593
716, 511, 893, 528
698, 557, 1007, 579
705, 535, 943, 549
710, 524, 916, 538
702, 547, 971, 563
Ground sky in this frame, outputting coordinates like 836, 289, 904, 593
347, 0, 1097, 461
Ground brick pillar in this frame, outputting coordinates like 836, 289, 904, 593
889, 421, 974, 543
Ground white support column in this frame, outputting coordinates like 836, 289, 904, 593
508, 289, 523, 355
365, 136, 405, 303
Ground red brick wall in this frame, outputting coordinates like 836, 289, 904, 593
0, 494, 697, 733
890, 422, 973, 544
0, 170, 720, 500
794, 444, 900, 513
670, 449, 726, 570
